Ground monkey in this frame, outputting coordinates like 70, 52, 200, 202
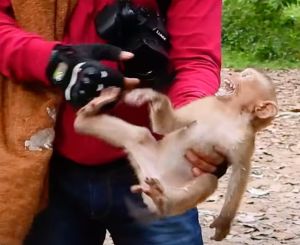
74, 68, 278, 241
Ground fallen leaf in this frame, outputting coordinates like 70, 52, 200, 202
248, 188, 270, 197
272, 232, 296, 241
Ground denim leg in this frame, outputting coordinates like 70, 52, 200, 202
106, 164, 203, 245
24, 155, 107, 245
25, 155, 203, 245
24, 198, 107, 245
109, 209, 203, 245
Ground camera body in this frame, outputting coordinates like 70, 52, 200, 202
95, 0, 172, 88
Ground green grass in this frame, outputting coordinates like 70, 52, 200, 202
284, 2, 300, 22
222, 48, 300, 69
222, 2, 300, 69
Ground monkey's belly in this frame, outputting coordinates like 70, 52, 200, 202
158, 149, 194, 187
157, 146, 199, 187
157, 124, 217, 187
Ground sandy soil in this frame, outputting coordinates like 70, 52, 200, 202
105, 69, 300, 244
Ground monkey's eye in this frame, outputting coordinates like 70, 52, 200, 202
241, 70, 253, 78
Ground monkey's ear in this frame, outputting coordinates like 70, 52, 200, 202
254, 101, 278, 119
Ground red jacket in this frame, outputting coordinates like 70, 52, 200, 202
0, 0, 221, 165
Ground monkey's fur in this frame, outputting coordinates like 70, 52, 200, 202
74, 68, 278, 241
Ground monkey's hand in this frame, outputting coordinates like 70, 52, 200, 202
131, 177, 168, 216
125, 88, 182, 135
124, 88, 160, 107
209, 216, 231, 241
76, 87, 121, 117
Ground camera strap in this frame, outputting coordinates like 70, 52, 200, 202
118, 0, 171, 19
156, 0, 171, 19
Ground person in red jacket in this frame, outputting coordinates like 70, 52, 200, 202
0, 0, 225, 244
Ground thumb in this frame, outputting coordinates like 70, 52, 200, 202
124, 77, 140, 90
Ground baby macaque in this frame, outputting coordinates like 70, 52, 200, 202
74, 68, 278, 241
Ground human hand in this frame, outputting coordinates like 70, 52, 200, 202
185, 146, 227, 177
46, 43, 139, 107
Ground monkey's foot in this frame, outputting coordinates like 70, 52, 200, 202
124, 88, 158, 107
77, 87, 120, 116
145, 177, 168, 216
131, 177, 168, 216
209, 216, 231, 241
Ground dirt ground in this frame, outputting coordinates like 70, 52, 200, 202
105, 69, 300, 244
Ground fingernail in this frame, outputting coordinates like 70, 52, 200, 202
131, 78, 140, 82
121, 51, 134, 59
125, 77, 139, 80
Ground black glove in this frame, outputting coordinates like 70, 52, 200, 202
46, 44, 125, 107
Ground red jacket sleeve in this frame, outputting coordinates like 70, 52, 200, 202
0, 0, 59, 85
166, 0, 222, 108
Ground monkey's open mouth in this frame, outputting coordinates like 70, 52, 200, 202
215, 78, 236, 97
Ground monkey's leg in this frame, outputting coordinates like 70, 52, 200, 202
210, 142, 254, 241
76, 109, 165, 214
124, 89, 192, 134
132, 174, 218, 217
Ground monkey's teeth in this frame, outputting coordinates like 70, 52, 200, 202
223, 78, 236, 92
215, 78, 236, 97
215, 87, 233, 96
224, 79, 235, 89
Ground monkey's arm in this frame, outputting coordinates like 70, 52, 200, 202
210, 139, 254, 241
74, 88, 157, 149
125, 89, 194, 134
75, 113, 156, 149
149, 93, 195, 134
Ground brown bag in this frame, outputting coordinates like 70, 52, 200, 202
0, 1, 77, 244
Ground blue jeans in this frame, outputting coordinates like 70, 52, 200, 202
24, 153, 203, 245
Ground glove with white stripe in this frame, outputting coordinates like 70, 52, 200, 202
46, 44, 137, 107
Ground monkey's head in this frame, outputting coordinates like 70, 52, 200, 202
219, 68, 278, 131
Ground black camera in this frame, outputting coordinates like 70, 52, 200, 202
95, 0, 172, 88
